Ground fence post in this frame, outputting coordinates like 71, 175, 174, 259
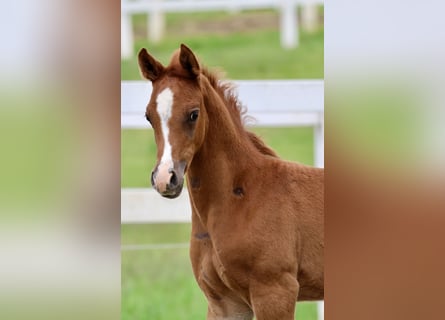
148, 0, 165, 43
317, 301, 324, 320
314, 112, 324, 168
302, 4, 318, 32
279, 0, 298, 49
121, 12, 134, 59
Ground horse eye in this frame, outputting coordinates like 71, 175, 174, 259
189, 110, 199, 122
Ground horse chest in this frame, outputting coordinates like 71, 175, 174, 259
194, 234, 251, 300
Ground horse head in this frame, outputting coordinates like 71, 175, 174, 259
138, 44, 207, 198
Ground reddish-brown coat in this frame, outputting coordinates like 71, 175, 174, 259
138, 44, 324, 320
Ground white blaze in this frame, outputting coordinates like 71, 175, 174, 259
156, 88, 174, 165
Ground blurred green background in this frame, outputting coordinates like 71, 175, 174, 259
122, 7, 323, 320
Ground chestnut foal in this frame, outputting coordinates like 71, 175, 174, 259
138, 44, 324, 320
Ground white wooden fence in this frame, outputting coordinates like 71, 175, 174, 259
121, 0, 324, 58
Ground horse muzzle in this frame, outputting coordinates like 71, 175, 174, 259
151, 161, 186, 199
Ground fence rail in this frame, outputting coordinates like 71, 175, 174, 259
121, 79, 324, 166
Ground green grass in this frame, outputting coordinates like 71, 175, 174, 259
122, 29, 323, 80
122, 247, 206, 320
122, 246, 317, 320
121, 127, 314, 188
122, 9, 323, 80
122, 223, 191, 245
121, 224, 206, 320
121, 224, 318, 320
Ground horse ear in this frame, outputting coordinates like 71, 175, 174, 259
138, 48, 164, 81
179, 44, 200, 78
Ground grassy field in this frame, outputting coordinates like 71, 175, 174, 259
122, 8, 323, 320
122, 224, 318, 320
122, 28, 324, 80
122, 10, 323, 80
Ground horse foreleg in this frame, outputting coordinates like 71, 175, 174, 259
250, 273, 299, 320
205, 299, 253, 320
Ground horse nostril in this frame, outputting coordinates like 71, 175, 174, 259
151, 171, 156, 187
169, 170, 178, 187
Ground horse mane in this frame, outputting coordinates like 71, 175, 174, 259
200, 67, 278, 158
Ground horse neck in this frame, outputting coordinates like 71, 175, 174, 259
188, 79, 258, 193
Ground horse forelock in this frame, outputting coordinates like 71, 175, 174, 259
165, 49, 194, 79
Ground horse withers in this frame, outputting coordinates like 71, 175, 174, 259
138, 44, 324, 320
